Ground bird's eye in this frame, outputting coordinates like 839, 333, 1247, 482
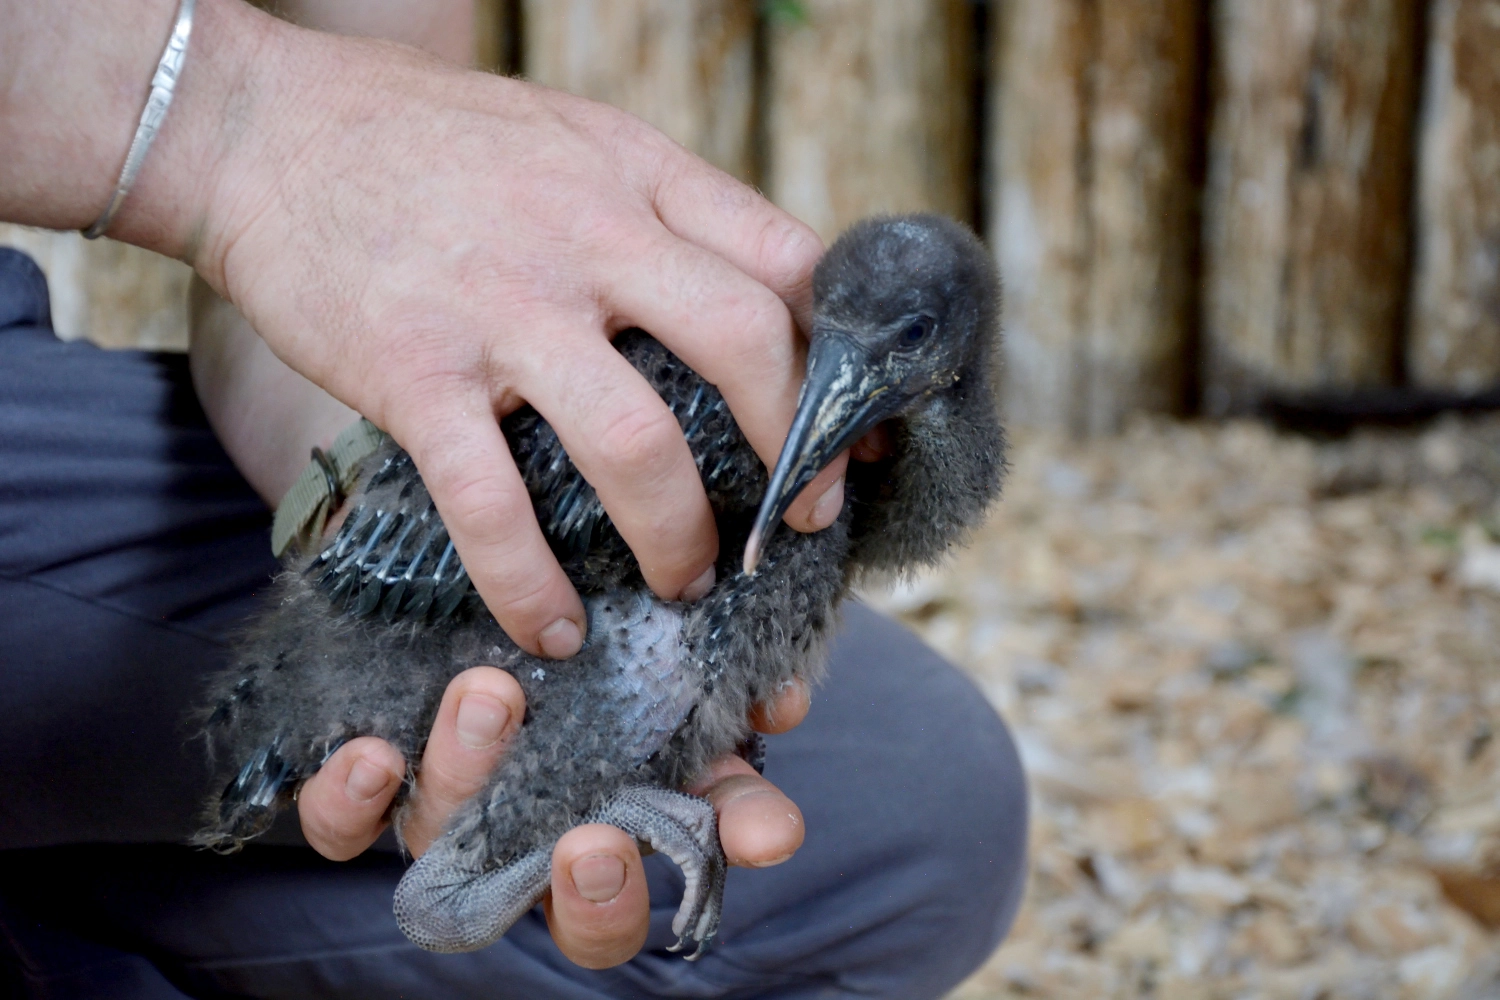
902, 318, 933, 345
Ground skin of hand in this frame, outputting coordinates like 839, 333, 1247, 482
1, 0, 848, 662
191, 222, 823, 975
193, 217, 826, 970
192, 252, 893, 970
174, 0, 848, 660
167, 0, 839, 970
0, 0, 863, 972
298, 670, 811, 969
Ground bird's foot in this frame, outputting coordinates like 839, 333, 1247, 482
390, 785, 725, 959
589, 786, 725, 960
393, 837, 552, 953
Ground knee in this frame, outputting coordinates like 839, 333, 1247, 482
814, 608, 1031, 996
893, 693, 1030, 979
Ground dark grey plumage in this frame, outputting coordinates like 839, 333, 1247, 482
196, 213, 1005, 958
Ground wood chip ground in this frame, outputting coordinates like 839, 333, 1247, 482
859, 417, 1500, 1000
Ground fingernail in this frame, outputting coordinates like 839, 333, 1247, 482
571, 853, 626, 903
680, 565, 716, 603
346, 757, 393, 803
456, 693, 510, 750
747, 850, 797, 869
539, 618, 583, 659
809, 477, 844, 530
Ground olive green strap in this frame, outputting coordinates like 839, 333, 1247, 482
271, 418, 387, 558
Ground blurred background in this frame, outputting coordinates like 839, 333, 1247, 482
3, 1, 1498, 996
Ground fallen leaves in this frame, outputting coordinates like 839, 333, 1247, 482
874, 416, 1500, 1000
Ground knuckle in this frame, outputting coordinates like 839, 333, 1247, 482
418, 761, 484, 807
437, 470, 528, 544
615, 116, 686, 186
376, 351, 480, 417
719, 294, 798, 384
417, 742, 492, 806
737, 293, 794, 357
595, 403, 683, 477
480, 570, 565, 631
755, 216, 823, 293
574, 208, 635, 259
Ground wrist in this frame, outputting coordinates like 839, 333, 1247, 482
105, 0, 280, 268
128, 5, 428, 296
172, 19, 501, 303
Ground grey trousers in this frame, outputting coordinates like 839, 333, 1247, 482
0, 247, 1028, 1000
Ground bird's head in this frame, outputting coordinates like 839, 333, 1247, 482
744, 213, 1004, 575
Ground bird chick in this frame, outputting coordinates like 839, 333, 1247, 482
196, 213, 1004, 959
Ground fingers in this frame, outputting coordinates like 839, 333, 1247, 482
851, 422, 893, 463
396, 400, 587, 658
301, 667, 525, 862
646, 162, 852, 534
748, 679, 811, 735
544, 824, 651, 969
520, 334, 718, 602
402, 666, 527, 857
542, 752, 806, 970
691, 756, 805, 869
299, 736, 407, 861
542, 678, 813, 966
607, 229, 849, 534
649, 154, 825, 334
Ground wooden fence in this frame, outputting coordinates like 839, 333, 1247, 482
3, 0, 1497, 434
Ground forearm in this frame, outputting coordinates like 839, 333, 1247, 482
190, 282, 358, 506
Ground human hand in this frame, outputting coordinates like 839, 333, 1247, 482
298, 668, 810, 968
126, 1, 847, 661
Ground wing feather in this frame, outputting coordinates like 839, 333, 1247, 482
305, 330, 764, 623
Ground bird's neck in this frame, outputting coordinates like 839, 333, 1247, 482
845, 374, 1004, 577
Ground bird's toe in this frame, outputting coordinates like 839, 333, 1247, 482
592, 786, 726, 957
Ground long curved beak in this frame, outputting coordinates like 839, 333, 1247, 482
742, 335, 902, 575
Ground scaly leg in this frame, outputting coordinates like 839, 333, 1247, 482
393, 837, 552, 953
391, 785, 725, 958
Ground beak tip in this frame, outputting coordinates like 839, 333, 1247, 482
742, 527, 764, 577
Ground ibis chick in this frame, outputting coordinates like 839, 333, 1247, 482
197, 213, 1005, 958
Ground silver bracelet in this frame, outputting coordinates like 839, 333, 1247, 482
82, 0, 197, 240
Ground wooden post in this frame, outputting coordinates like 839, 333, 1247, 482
989, 1, 1091, 432
1409, 0, 1500, 392
989, 0, 1201, 434
473, 0, 514, 73
0, 226, 191, 350
1201, 0, 1420, 415
763, 0, 973, 244
521, 0, 757, 182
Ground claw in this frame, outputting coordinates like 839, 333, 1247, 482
586, 786, 725, 959
389, 785, 727, 958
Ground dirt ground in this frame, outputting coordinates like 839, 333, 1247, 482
859, 417, 1500, 1000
